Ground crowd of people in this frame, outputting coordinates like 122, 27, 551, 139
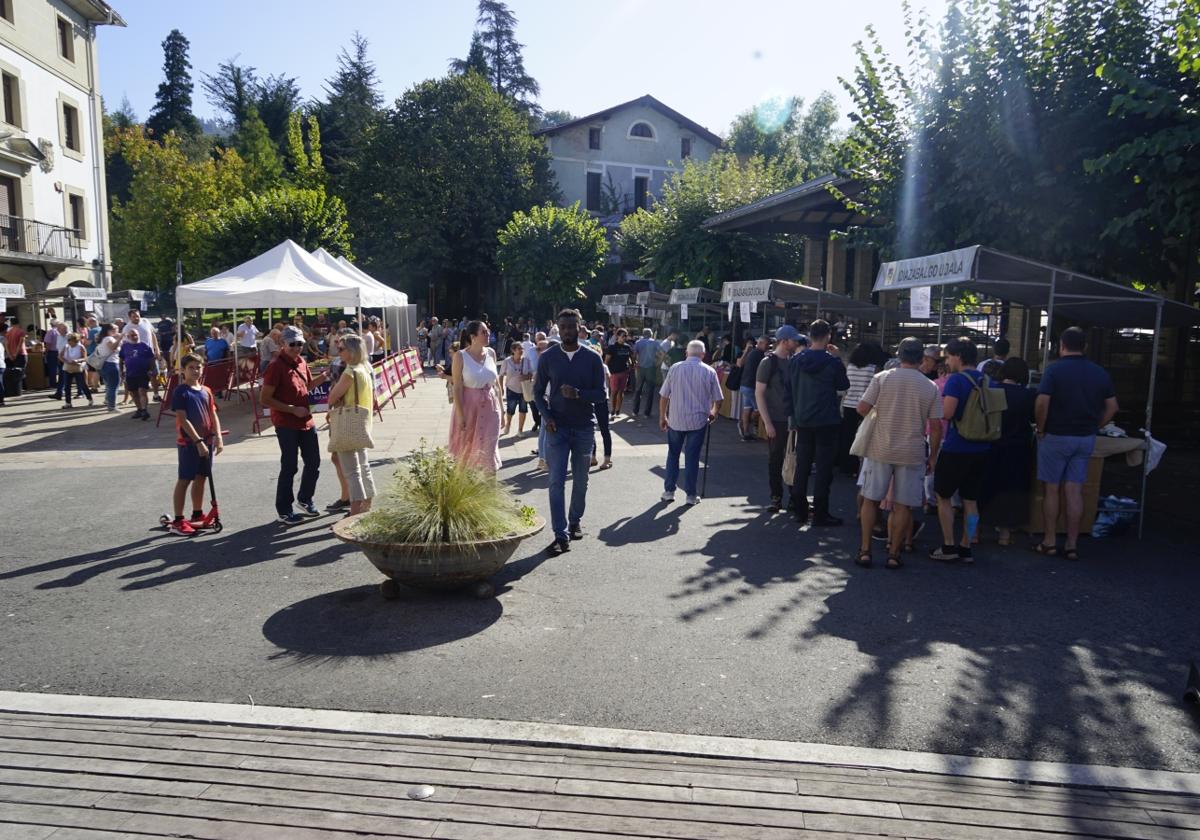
431, 307, 1118, 564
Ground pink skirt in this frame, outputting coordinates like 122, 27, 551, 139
449, 386, 502, 473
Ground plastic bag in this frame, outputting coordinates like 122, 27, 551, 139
1091, 496, 1138, 538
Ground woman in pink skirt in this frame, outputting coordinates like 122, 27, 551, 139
449, 320, 503, 473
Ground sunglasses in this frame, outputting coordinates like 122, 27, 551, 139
287, 341, 305, 348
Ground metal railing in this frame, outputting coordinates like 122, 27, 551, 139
0, 213, 82, 262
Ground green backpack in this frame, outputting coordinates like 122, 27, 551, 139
953, 372, 1008, 442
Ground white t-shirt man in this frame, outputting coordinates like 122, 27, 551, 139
363, 330, 376, 357
236, 322, 259, 349
127, 318, 155, 349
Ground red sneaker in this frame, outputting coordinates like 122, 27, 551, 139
168, 519, 196, 536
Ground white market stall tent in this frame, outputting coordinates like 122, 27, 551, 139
310, 248, 418, 348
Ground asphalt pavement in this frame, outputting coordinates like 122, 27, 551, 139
1, 381, 1198, 774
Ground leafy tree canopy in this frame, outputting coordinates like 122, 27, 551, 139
617, 153, 804, 289
233, 105, 283, 192
539, 109, 576, 130
726, 92, 841, 182
497, 203, 609, 316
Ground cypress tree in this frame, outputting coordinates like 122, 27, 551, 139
146, 29, 201, 140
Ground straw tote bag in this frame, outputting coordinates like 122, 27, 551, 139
849, 409, 877, 458
328, 368, 375, 453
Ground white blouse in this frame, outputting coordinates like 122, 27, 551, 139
459, 348, 498, 389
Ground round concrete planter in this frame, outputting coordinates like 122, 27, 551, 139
332, 514, 546, 600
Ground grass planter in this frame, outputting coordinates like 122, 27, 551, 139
331, 445, 543, 600
333, 513, 545, 600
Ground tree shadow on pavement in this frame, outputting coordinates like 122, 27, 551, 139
261, 584, 503, 661
0, 518, 351, 590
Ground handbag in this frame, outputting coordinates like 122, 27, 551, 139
86, 341, 109, 371
63, 358, 82, 374
520, 379, 534, 402
849, 408, 877, 458
328, 368, 375, 452
781, 428, 798, 485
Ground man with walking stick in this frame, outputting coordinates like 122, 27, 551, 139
659, 340, 724, 505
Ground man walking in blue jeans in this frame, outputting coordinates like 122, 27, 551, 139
1034, 326, 1118, 560
534, 309, 607, 556
659, 340, 724, 505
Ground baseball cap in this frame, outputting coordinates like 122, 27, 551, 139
282, 325, 305, 344
775, 325, 802, 342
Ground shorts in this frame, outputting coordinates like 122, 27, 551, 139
610, 370, 630, 394
505, 390, 528, 415
1037, 433, 1095, 484
861, 458, 925, 508
177, 443, 212, 481
934, 450, 987, 501
739, 385, 758, 412
126, 373, 150, 391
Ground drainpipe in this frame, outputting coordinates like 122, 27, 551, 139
84, 19, 108, 294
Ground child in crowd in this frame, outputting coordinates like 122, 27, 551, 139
119, 328, 156, 420
170, 353, 223, 535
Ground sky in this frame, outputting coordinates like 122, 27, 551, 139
98, 0, 950, 135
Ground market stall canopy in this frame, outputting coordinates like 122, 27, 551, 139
176, 240, 364, 309
668, 287, 721, 305
873, 246, 1200, 329
310, 247, 409, 308
702, 175, 878, 236
720, 278, 886, 320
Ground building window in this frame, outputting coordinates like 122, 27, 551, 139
681, 137, 692, 159
588, 127, 601, 150
62, 103, 80, 152
634, 175, 649, 210
0, 0, 13, 24
1, 72, 20, 128
68, 193, 85, 239
628, 121, 655, 140
57, 17, 75, 62
586, 172, 602, 212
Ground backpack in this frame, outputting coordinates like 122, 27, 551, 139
953, 372, 1008, 442
724, 363, 743, 391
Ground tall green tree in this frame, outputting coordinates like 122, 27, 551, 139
145, 29, 201, 141
255, 74, 302, 148
617, 153, 804, 288
285, 111, 326, 190
201, 58, 256, 129
497, 203, 609, 317
456, 0, 540, 112
725, 92, 841, 181
316, 32, 383, 188
349, 72, 558, 311
449, 32, 490, 77
197, 187, 352, 276
109, 128, 246, 293
233, 105, 283, 192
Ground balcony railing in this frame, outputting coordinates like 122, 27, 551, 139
0, 213, 83, 263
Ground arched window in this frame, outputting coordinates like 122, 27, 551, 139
628, 121, 655, 140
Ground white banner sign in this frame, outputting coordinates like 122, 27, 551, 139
0, 298, 6, 312
750, 300, 758, 314
910, 285, 931, 319
739, 302, 751, 324
83, 299, 94, 312
71, 287, 106, 300
728, 301, 735, 320
679, 303, 689, 321
874, 245, 979, 293
343, 307, 356, 316
0, 283, 23, 298
721, 279, 772, 303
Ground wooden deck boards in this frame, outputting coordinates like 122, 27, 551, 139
0, 712, 1197, 839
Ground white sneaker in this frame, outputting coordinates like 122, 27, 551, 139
686, 495, 701, 505
661, 491, 675, 502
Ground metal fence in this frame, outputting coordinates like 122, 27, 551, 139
0, 213, 82, 262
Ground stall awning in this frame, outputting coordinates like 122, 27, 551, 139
720, 279, 886, 320
702, 175, 878, 236
668, 287, 721, 306
874, 246, 1200, 329
177, 240, 364, 309
310, 247, 409, 308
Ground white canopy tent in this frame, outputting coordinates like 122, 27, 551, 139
310, 248, 417, 349
176, 240, 365, 310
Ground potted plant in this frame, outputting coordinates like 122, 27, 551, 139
333, 444, 544, 600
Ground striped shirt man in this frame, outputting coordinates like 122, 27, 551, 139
660, 353, 724, 432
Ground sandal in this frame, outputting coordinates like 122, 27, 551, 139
856, 551, 873, 568
1063, 548, 1080, 561
599, 459, 613, 470
886, 553, 903, 570
1031, 542, 1059, 557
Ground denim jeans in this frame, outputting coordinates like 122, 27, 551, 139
665, 426, 707, 497
545, 422, 594, 541
43, 349, 59, 389
275, 426, 321, 516
632, 366, 658, 416
99, 363, 120, 408
61, 371, 91, 405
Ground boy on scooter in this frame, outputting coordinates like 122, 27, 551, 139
170, 353, 223, 535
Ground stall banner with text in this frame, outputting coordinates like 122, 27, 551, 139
308, 381, 331, 413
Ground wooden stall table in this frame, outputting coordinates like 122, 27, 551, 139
24, 349, 47, 389
1027, 435, 1146, 533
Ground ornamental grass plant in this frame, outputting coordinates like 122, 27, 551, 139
353, 444, 534, 546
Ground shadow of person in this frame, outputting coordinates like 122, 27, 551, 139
597, 502, 685, 547
261, 584, 503, 660
0, 519, 343, 591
